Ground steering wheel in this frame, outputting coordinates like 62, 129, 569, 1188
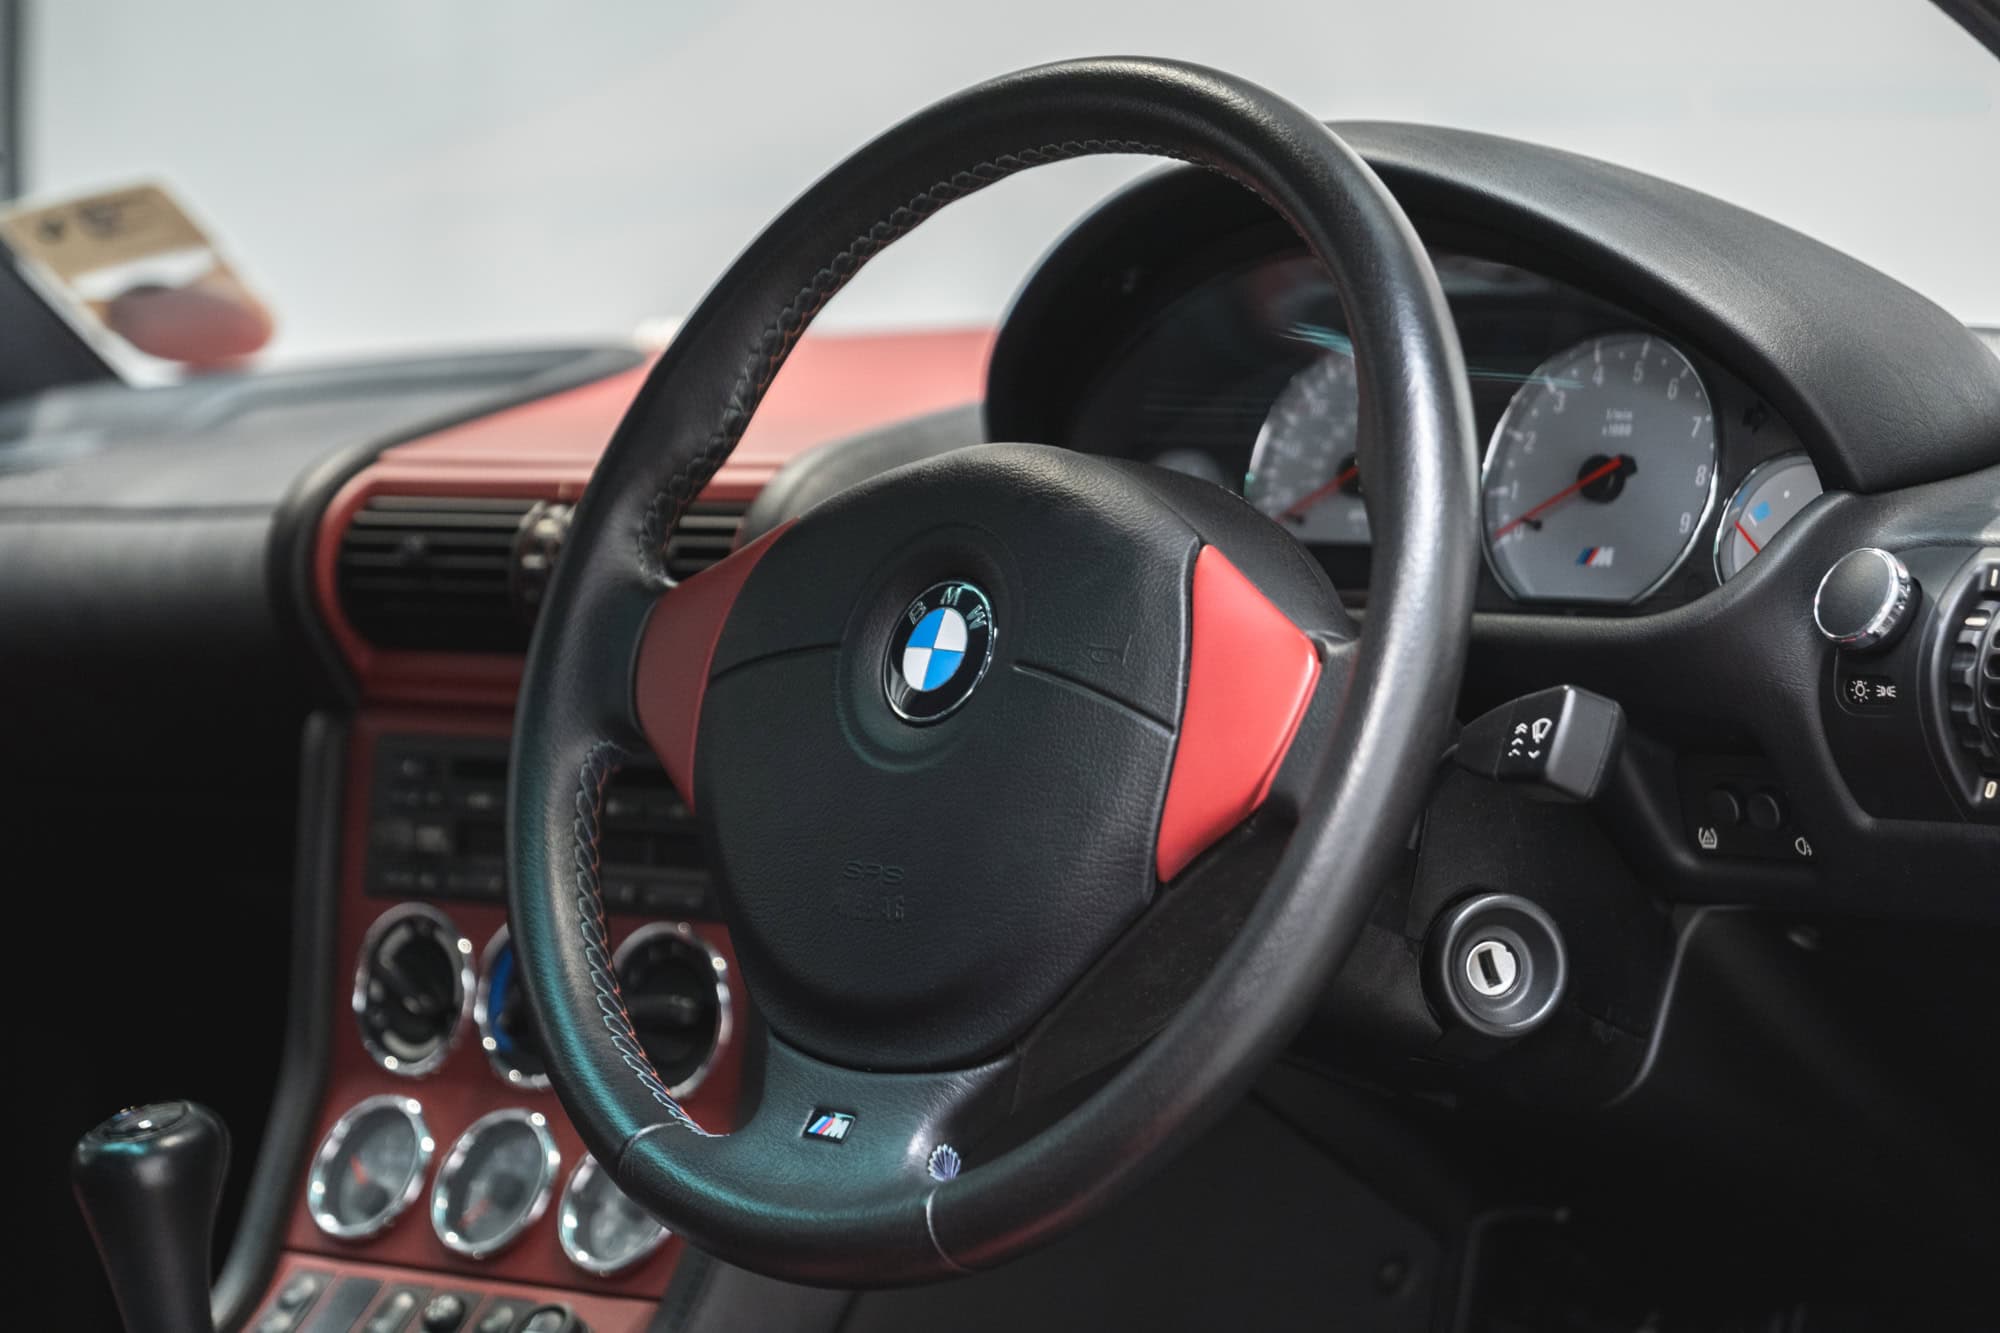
509, 56, 1477, 1284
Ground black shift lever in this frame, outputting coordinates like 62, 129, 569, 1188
72, 1101, 229, 1333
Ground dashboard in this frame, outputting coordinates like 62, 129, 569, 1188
1026, 245, 1819, 614
9, 116, 2000, 1330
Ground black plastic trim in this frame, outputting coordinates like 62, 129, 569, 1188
211, 712, 345, 1332
989, 124, 2000, 494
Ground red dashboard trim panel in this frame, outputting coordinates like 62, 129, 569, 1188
313, 330, 990, 706
289, 331, 989, 1315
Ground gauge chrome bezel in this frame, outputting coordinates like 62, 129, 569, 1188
474, 926, 552, 1092
611, 922, 734, 1101
1479, 331, 1720, 606
352, 903, 476, 1078
430, 1108, 562, 1260
1711, 450, 1821, 585
557, 1153, 671, 1276
307, 1094, 434, 1242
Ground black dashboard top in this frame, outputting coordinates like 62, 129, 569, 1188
0, 345, 638, 513
990, 121, 2000, 497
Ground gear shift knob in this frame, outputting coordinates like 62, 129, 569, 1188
72, 1101, 229, 1333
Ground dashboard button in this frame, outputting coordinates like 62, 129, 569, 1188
1747, 791, 1787, 831
475, 1303, 532, 1333
1838, 671, 1903, 710
276, 1274, 324, 1311
363, 1285, 426, 1333
640, 877, 708, 916
421, 1293, 470, 1331
1706, 787, 1743, 827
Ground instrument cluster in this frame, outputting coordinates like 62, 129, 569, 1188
1066, 252, 1825, 612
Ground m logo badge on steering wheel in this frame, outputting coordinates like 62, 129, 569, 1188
884, 581, 996, 723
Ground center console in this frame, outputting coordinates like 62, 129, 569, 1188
224, 331, 990, 1332
245, 714, 745, 1333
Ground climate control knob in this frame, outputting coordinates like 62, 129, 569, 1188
1814, 547, 1915, 652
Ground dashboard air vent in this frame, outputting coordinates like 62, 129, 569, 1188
662, 502, 748, 581
338, 496, 536, 652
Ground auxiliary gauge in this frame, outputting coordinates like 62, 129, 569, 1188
431, 1109, 561, 1259
559, 1154, 670, 1275
307, 1095, 433, 1240
1714, 452, 1823, 583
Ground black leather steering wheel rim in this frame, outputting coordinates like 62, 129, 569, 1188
509, 56, 1478, 1283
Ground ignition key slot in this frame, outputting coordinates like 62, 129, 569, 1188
1425, 893, 1567, 1040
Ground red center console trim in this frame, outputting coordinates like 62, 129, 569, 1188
287, 710, 740, 1302
1155, 547, 1323, 880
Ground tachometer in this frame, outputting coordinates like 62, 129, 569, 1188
1713, 452, 1821, 582
1245, 352, 1369, 546
1483, 333, 1716, 603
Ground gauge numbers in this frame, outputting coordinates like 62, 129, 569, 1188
1245, 352, 1370, 546
1484, 333, 1716, 604
1714, 452, 1822, 582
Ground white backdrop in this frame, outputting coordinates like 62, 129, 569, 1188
21, 0, 2000, 364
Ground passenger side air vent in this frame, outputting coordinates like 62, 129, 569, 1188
662, 502, 747, 582
337, 496, 537, 652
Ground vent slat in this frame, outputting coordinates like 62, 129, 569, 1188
338, 496, 535, 652
663, 503, 748, 583
339, 495, 747, 652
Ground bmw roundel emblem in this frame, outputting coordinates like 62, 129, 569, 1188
884, 581, 996, 723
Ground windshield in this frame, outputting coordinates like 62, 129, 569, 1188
10, 0, 1999, 369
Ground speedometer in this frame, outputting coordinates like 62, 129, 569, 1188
1244, 352, 1369, 546
1483, 333, 1716, 604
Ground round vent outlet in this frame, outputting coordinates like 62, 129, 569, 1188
353, 905, 475, 1076
612, 925, 731, 1098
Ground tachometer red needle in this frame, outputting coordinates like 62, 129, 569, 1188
1492, 455, 1629, 539
350, 1159, 370, 1186
1734, 520, 1762, 554
1280, 465, 1360, 522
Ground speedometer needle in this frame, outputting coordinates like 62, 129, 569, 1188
1280, 464, 1360, 522
1491, 454, 1631, 539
